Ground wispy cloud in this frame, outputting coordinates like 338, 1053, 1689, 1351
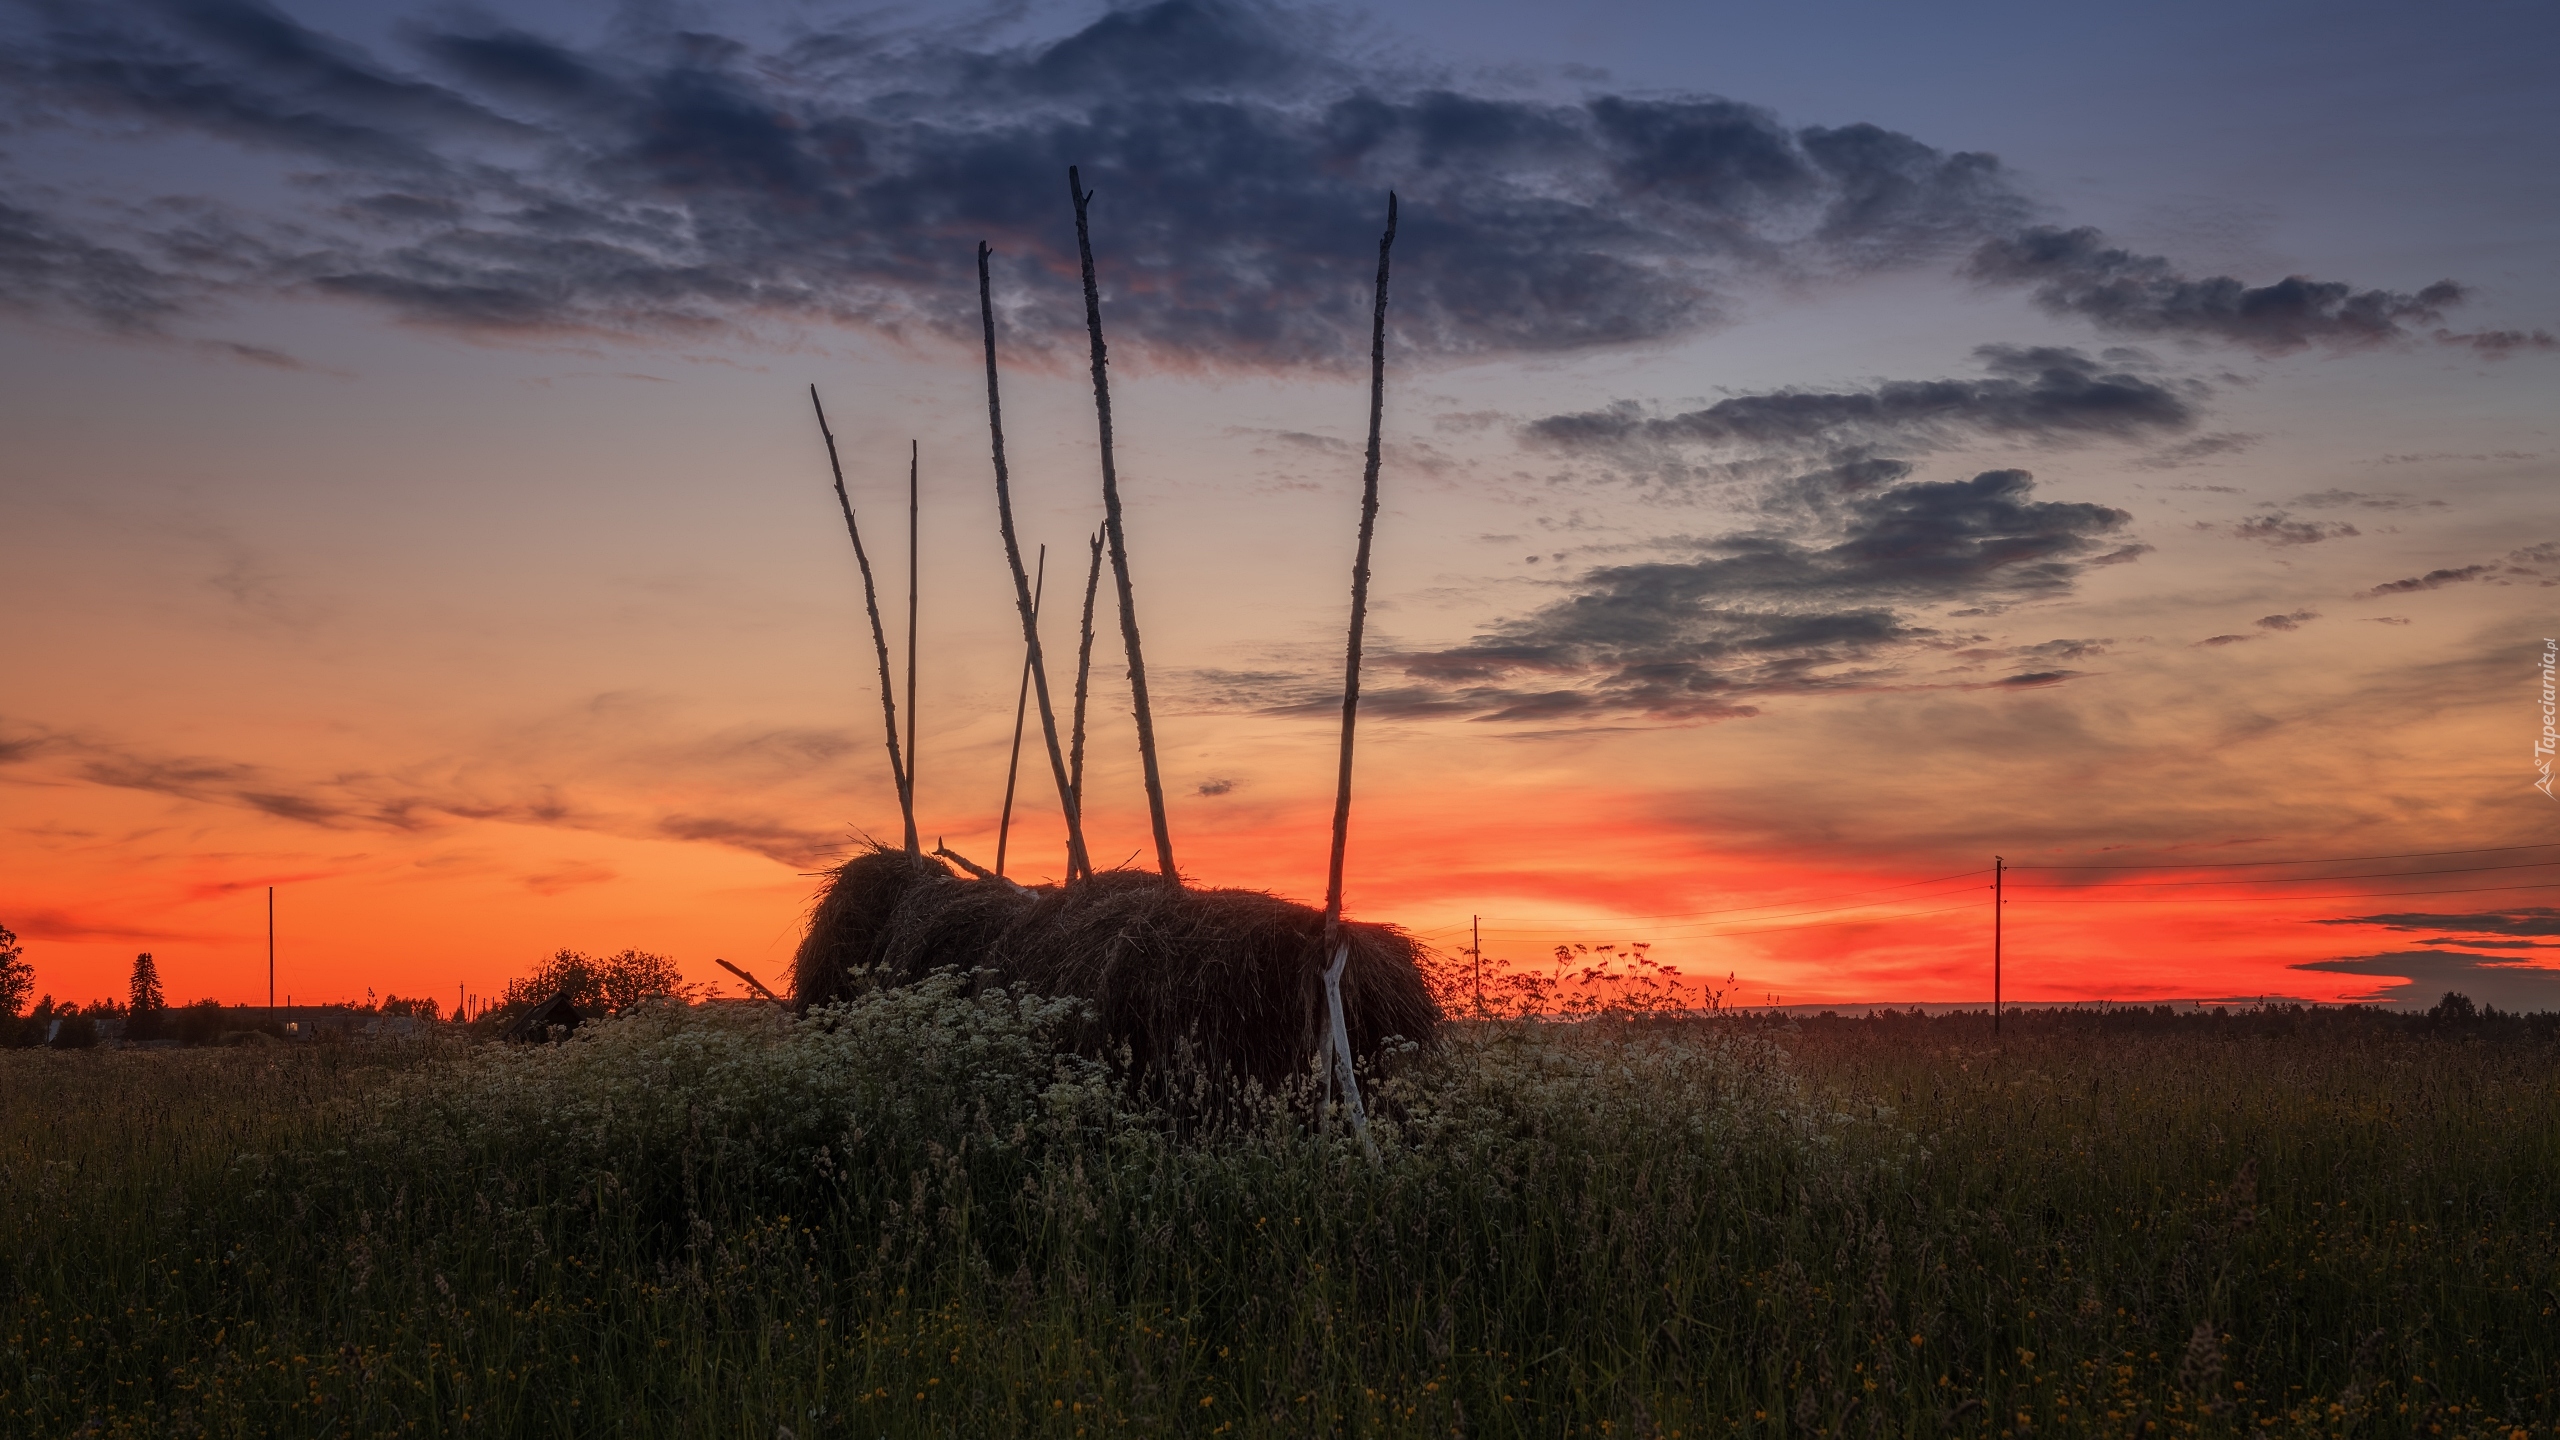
0, 711, 873, 867
2226, 512, 2358, 547
1524, 345, 2200, 470
2357, 542, 2559, 598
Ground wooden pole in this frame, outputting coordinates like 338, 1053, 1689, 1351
1069, 166, 1177, 882
267, 886, 275, 1023
1069, 528, 1103, 828
810, 386, 915, 852
1316, 193, 1397, 1165
715, 958, 781, 1003
996, 546, 1047, 879
905, 440, 921, 848
1994, 855, 2004, 1036
977, 242, 1092, 881
1321, 191, 1399, 943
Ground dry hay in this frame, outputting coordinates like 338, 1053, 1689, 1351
792, 843, 1442, 1091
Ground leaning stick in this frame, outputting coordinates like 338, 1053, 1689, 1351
977, 242, 1093, 882
714, 958, 781, 1003
1068, 527, 1104, 817
810, 385, 916, 853
995, 546, 1047, 879
1069, 166, 1177, 883
1322, 192, 1399, 939
904, 440, 921, 850
1319, 193, 1397, 1163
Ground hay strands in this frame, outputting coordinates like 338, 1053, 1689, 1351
1318, 191, 1398, 1161
1069, 166, 1177, 882
978, 241, 1093, 881
808, 385, 917, 854
791, 845, 1438, 1097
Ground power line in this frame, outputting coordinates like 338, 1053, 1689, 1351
2009, 840, 2560, 871
2008, 857, 2560, 889
1451, 868, 1992, 926
1465, 889, 1992, 941
2005, 878, 2560, 905
1468, 895, 1990, 943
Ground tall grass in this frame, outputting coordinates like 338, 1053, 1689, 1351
3, 988, 2554, 1437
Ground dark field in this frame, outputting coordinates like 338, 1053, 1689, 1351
4, 991, 2555, 1438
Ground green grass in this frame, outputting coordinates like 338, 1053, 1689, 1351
3, 991, 2555, 1438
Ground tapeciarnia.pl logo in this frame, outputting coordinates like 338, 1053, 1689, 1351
2538, 637, 2557, 799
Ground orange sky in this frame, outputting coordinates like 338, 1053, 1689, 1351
4, 0, 2557, 1016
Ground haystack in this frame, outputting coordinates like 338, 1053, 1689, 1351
792, 844, 1442, 1092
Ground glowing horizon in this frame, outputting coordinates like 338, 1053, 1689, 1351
4, 0, 2556, 1016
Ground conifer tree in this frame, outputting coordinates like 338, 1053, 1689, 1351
128, 951, 164, 1017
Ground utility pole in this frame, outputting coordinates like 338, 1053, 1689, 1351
1993, 856, 2004, 1036
905, 440, 920, 841
267, 886, 275, 1023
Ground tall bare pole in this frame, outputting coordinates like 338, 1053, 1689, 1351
1069, 528, 1104, 817
996, 546, 1047, 879
267, 886, 274, 1022
810, 385, 916, 853
1312, 193, 1397, 1166
1321, 192, 1399, 942
1069, 166, 1177, 882
978, 242, 1091, 881
1994, 855, 2005, 1036
905, 440, 920, 841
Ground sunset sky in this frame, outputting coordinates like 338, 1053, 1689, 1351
5, 0, 2556, 1014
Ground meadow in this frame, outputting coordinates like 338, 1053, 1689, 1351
3, 983, 2555, 1438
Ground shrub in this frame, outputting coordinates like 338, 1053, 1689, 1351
497, 947, 698, 1019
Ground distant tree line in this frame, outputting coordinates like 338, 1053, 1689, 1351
1, 929, 699, 1048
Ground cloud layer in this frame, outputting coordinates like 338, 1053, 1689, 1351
1526, 345, 2201, 471
1967, 227, 2464, 356
1372, 464, 2137, 721
0, 0, 2487, 366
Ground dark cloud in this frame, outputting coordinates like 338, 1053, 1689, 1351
2363, 564, 2490, 596
1, 0, 2497, 369
0, 192, 191, 330
1382, 466, 2135, 720
2292, 951, 2560, 1012
2254, 610, 2319, 631
1525, 345, 2198, 461
2195, 634, 2252, 647
2434, 327, 2556, 357
2317, 907, 2560, 938
1968, 225, 2464, 354
2357, 542, 2558, 598
0, 0, 2036, 365
2291, 488, 2443, 512
2228, 512, 2357, 547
